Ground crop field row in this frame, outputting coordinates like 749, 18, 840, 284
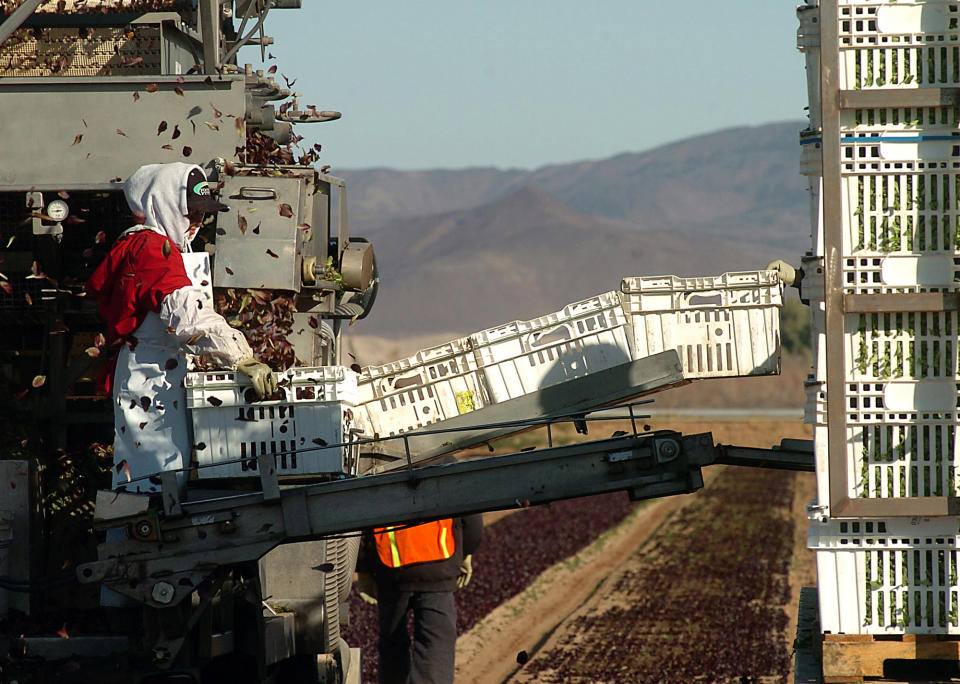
513, 466, 797, 684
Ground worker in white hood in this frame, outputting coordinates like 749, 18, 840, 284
87, 162, 277, 494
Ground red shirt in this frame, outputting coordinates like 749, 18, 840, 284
86, 229, 193, 344
86, 230, 193, 394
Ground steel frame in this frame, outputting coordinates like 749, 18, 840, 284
78, 425, 814, 609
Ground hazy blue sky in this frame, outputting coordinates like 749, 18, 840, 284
243, 1, 808, 171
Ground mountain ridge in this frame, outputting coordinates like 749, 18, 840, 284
339, 120, 807, 235
336, 121, 811, 337
361, 185, 792, 336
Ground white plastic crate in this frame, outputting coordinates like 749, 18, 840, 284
797, 2, 960, 132
810, 516, 960, 634
619, 271, 782, 378
185, 366, 361, 479
801, 130, 960, 171
806, 379, 960, 499
469, 291, 632, 403
842, 105, 960, 134
847, 309, 960, 381
356, 337, 490, 438
799, 134, 960, 294
839, 4, 960, 92
810, 515, 960, 549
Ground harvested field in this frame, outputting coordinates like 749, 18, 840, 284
344, 418, 814, 684
510, 466, 795, 683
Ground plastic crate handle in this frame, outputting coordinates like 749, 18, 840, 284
528, 323, 573, 349
683, 292, 724, 308
382, 371, 426, 396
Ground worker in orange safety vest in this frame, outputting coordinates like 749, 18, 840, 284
357, 515, 483, 684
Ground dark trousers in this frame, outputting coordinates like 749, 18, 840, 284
377, 588, 457, 684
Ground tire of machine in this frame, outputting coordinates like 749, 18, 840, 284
331, 301, 365, 320
338, 535, 360, 604
318, 320, 335, 344
321, 535, 361, 658
321, 538, 343, 655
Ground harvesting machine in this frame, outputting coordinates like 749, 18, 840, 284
0, 2, 813, 683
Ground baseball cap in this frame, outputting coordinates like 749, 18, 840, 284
185, 168, 229, 213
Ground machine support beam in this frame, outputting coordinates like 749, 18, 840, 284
80, 430, 814, 608
845, 293, 960, 313
199, 0, 220, 74
716, 441, 815, 472
840, 88, 959, 109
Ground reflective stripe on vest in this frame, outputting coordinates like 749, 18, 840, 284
374, 519, 455, 568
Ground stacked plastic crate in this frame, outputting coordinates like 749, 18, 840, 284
355, 291, 635, 439
619, 271, 781, 378
356, 279, 782, 442
800, 0, 960, 635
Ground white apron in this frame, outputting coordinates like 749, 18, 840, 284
110, 252, 213, 493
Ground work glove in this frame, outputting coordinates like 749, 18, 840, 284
236, 357, 277, 400
456, 554, 473, 589
355, 572, 378, 605
766, 259, 797, 287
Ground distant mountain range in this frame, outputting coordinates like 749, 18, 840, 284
338, 121, 810, 337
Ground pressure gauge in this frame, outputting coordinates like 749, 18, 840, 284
46, 199, 69, 222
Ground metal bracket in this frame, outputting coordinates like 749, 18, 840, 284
606, 449, 633, 463
840, 88, 959, 109
281, 490, 310, 538
81, 427, 817, 599
258, 452, 280, 501
76, 558, 119, 585
27, 191, 63, 239
94, 490, 151, 523
160, 472, 183, 517
198, 0, 220, 75
845, 292, 960, 313
654, 438, 680, 464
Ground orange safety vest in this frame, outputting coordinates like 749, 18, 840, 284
374, 519, 456, 568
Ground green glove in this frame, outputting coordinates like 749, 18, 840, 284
355, 572, 378, 605
457, 554, 473, 589
236, 358, 277, 400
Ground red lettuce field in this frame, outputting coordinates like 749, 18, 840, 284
517, 467, 796, 683
343, 467, 799, 684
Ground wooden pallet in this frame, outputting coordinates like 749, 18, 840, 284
822, 633, 960, 683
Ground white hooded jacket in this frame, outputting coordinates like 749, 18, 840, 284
92, 163, 252, 494
123, 162, 252, 368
